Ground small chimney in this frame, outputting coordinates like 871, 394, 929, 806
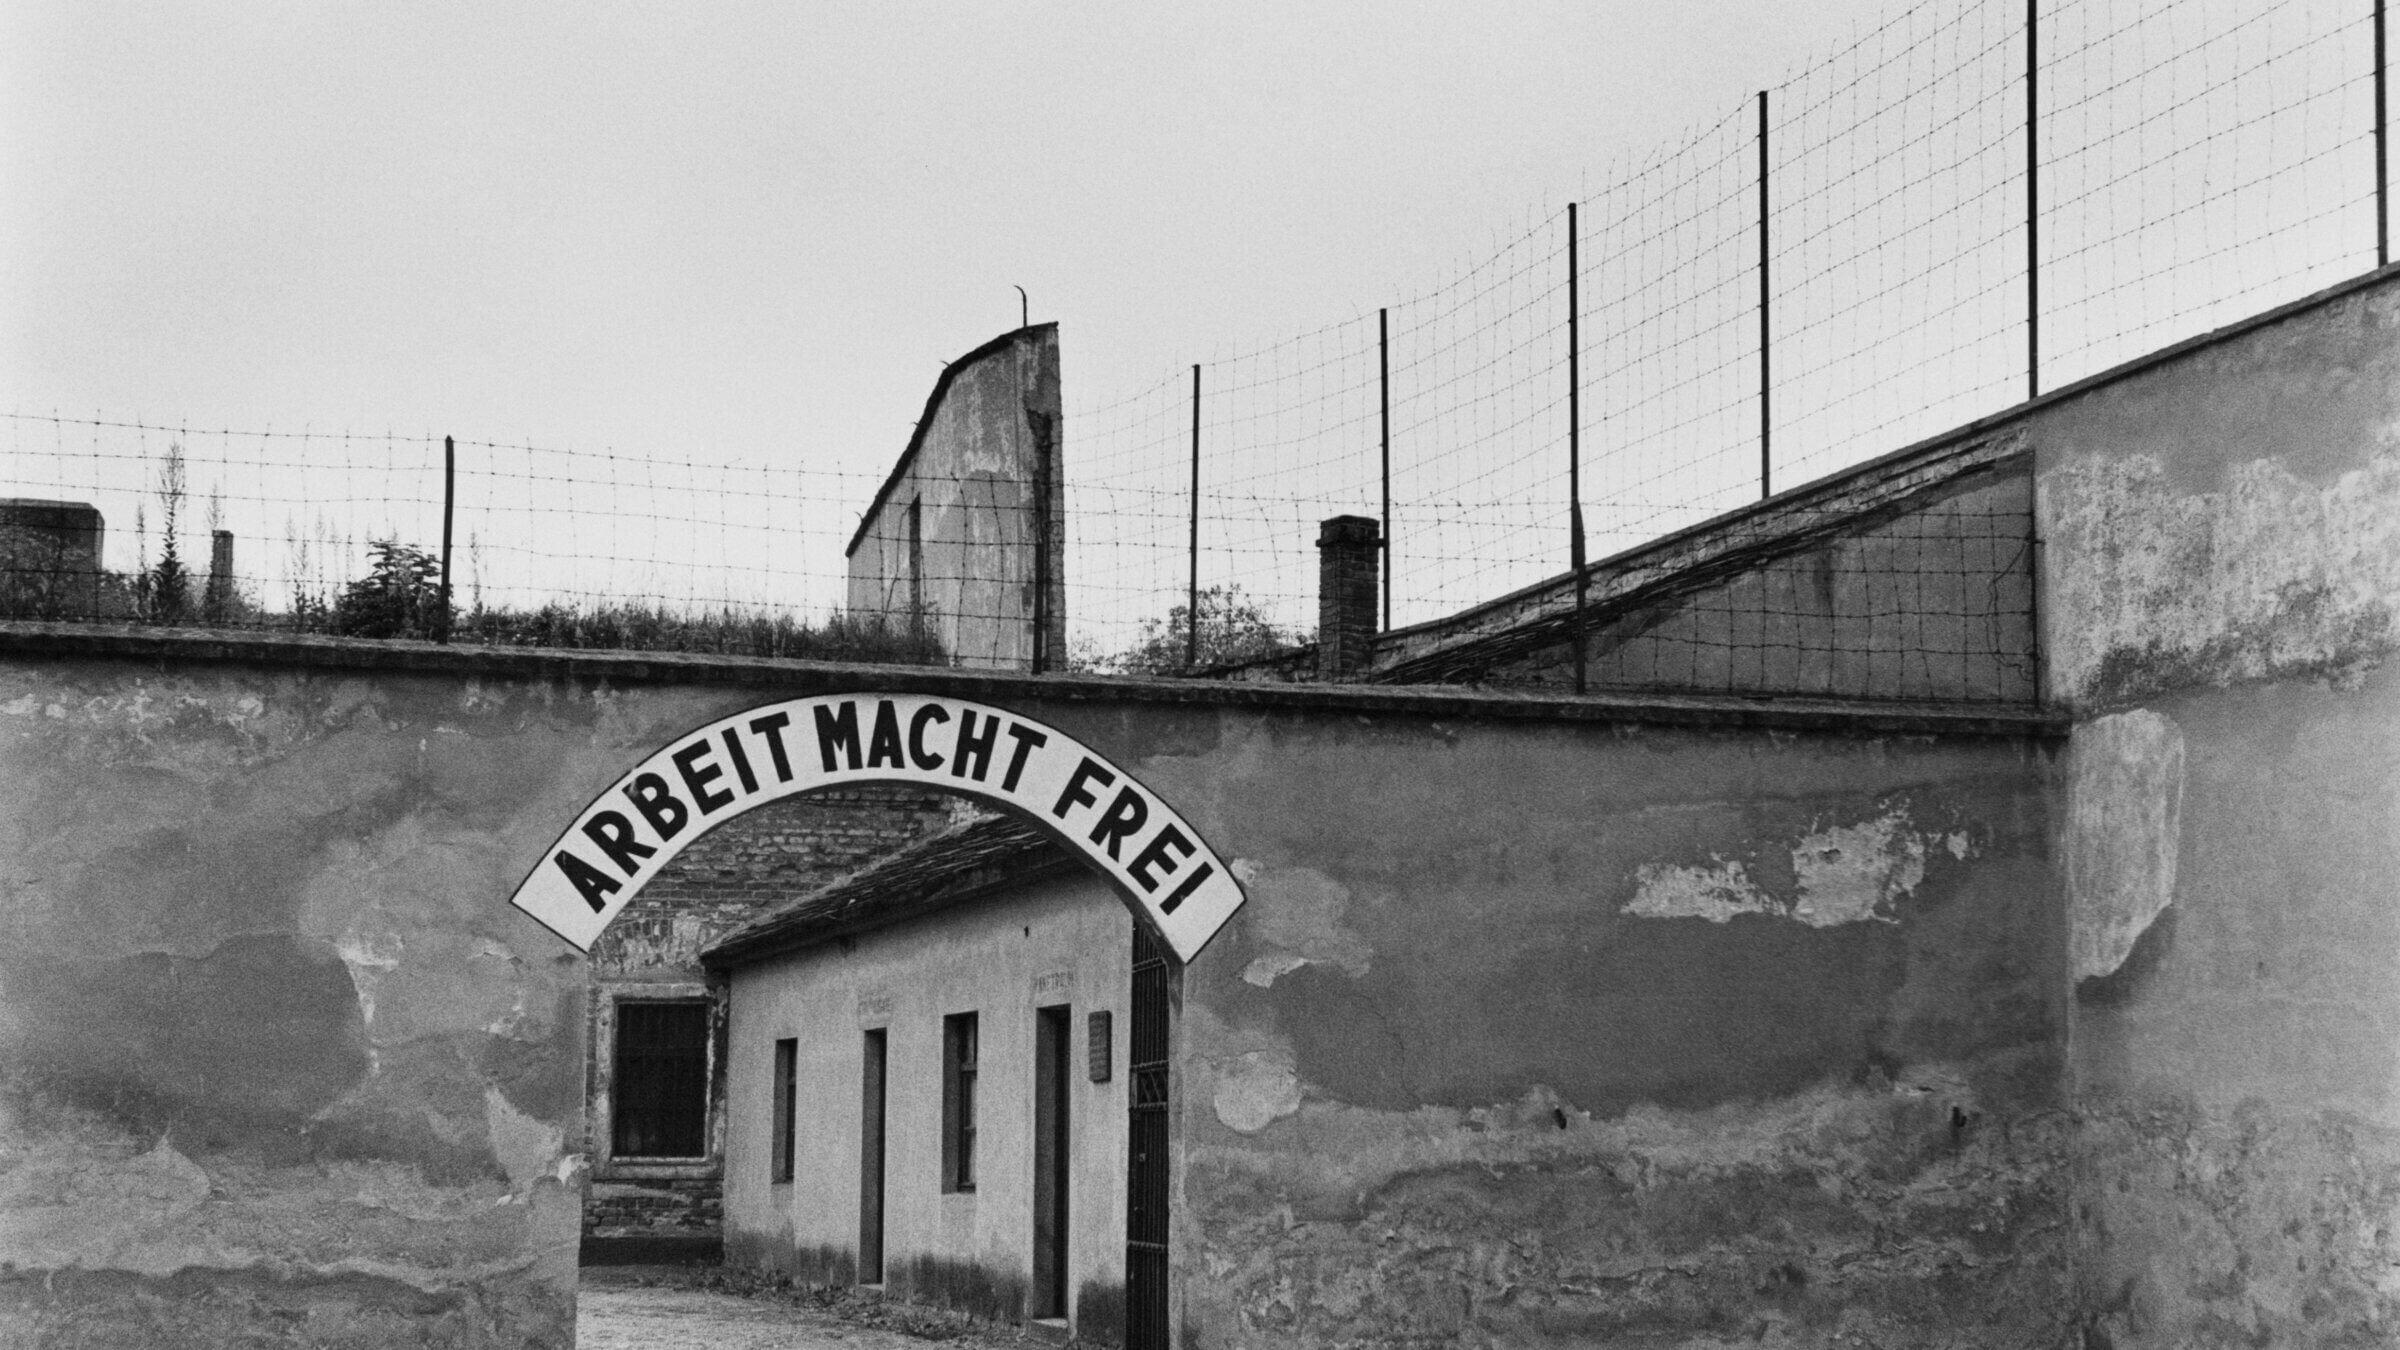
1316, 515, 1380, 680
204, 529, 234, 622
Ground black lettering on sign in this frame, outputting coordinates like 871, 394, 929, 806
622, 772, 689, 841
815, 701, 862, 772
952, 709, 998, 781
866, 700, 906, 770
908, 704, 950, 771
1126, 824, 1194, 893
1001, 722, 1049, 793
673, 738, 734, 813
554, 849, 622, 912
1052, 756, 1114, 819
1089, 786, 1149, 861
721, 727, 760, 794
582, 810, 657, 876
749, 711, 795, 783
1160, 861, 1215, 916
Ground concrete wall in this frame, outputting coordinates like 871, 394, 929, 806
583, 787, 957, 1257
0, 499, 107, 620
1169, 712, 2065, 1347
0, 658, 597, 1347
0, 631, 2060, 1346
720, 870, 1131, 1341
2031, 270, 2400, 1346
847, 324, 1066, 672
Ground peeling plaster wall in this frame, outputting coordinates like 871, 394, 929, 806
0, 658, 897, 1345
0, 641, 2062, 1347
1157, 711, 2065, 1348
2035, 274, 2400, 1347
0, 661, 631, 1346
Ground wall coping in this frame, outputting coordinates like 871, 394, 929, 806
0, 620, 2066, 737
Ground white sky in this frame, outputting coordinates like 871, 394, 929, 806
3, 2, 1903, 471
4, 1, 2376, 648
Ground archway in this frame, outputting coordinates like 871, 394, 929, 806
513, 692, 1246, 964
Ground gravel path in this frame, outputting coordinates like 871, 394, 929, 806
576, 1268, 1038, 1350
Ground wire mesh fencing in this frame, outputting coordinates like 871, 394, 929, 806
5, 0, 2392, 692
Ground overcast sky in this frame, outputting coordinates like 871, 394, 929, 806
4, 2, 1906, 480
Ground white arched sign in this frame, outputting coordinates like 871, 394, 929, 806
511, 693, 1245, 964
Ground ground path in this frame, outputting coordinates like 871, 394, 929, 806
576, 1267, 1039, 1350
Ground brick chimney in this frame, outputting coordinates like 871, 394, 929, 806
204, 530, 235, 622
1316, 515, 1380, 680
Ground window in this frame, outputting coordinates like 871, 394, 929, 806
770, 1037, 797, 1184
612, 1001, 709, 1158
942, 1011, 978, 1192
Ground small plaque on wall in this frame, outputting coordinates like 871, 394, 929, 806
1087, 1010, 1112, 1083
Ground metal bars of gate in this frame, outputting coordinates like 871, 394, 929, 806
1126, 924, 1171, 1350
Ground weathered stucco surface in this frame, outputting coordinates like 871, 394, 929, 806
2038, 281, 2400, 713
0, 661, 747, 1347
719, 871, 1132, 1342
846, 324, 1065, 672
2040, 275, 2400, 1346
1155, 712, 2067, 1348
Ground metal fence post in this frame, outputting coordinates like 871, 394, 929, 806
1568, 203, 1587, 695
1757, 90, 1772, 499
2028, 0, 2042, 399
1380, 307, 1391, 634
2378, 0, 2390, 265
1187, 364, 1200, 671
438, 434, 455, 643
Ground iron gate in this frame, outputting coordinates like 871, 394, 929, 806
1126, 924, 1170, 1349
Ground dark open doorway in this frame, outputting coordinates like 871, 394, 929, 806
859, 1026, 887, 1284
1032, 1003, 1072, 1319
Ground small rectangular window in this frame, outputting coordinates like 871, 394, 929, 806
1087, 1010, 1113, 1083
942, 1012, 979, 1192
771, 1037, 797, 1184
612, 1001, 709, 1159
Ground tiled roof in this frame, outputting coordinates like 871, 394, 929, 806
701, 811, 1076, 969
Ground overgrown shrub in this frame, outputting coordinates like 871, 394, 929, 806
1082, 584, 1300, 674
332, 539, 443, 639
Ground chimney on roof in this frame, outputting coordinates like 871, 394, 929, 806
1316, 514, 1380, 681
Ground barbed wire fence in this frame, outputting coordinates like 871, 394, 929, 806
4, 0, 2389, 688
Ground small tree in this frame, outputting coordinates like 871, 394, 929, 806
1099, 585, 1300, 673
333, 539, 442, 639
135, 443, 192, 623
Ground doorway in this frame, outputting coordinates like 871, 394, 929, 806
859, 1027, 887, 1284
1032, 1003, 1071, 1319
